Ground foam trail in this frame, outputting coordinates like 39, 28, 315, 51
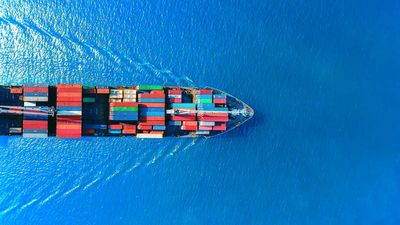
62, 185, 80, 197
19, 198, 39, 210
39, 191, 60, 205
0, 203, 18, 216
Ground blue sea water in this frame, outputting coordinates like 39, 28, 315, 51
0, 0, 400, 224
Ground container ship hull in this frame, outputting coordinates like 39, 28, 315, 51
0, 85, 253, 138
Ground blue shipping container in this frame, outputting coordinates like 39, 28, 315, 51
152, 125, 166, 130
171, 103, 196, 108
24, 92, 48, 97
138, 98, 165, 103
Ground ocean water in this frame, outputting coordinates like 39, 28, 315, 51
0, 0, 400, 224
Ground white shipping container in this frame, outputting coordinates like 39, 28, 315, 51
168, 94, 182, 98
123, 99, 137, 102
24, 101, 36, 106
199, 121, 215, 126
9, 127, 22, 133
110, 99, 122, 102
136, 133, 163, 138
57, 111, 82, 116
196, 130, 210, 135
23, 133, 48, 138
24, 97, 48, 102
110, 89, 123, 94
123, 90, 136, 94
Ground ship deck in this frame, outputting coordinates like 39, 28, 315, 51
0, 85, 253, 138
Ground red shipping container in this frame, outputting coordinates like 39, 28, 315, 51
171, 115, 196, 121
150, 131, 164, 134
213, 99, 227, 104
139, 103, 165, 108
169, 98, 182, 103
181, 126, 197, 130
56, 134, 81, 138
57, 88, 82, 92
138, 94, 165, 99
56, 129, 82, 134
56, 124, 81, 130
123, 124, 136, 129
168, 89, 182, 95
198, 126, 213, 130
198, 112, 229, 117
109, 124, 123, 129
57, 84, 82, 88
97, 88, 110, 94
23, 87, 48, 93
197, 89, 213, 94
56, 97, 82, 102
198, 116, 229, 122
150, 90, 165, 94
213, 123, 227, 131
137, 124, 152, 130
109, 102, 138, 107
183, 121, 198, 126
10, 88, 23, 94
57, 93, 82, 97
23, 122, 48, 129
57, 102, 82, 106
56, 116, 82, 120
123, 129, 136, 134
140, 116, 165, 121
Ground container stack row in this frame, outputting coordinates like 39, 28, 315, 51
108, 123, 137, 135
195, 89, 213, 104
137, 86, 165, 138
23, 84, 49, 105
168, 89, 182, 103
197, 104, 228, 132
109, 102, 138, 121
168, 103, 197, 130
56, 84, 83, 138
22, 85, 49, 138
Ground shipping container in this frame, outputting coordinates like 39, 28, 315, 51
138, 85, 163, 90
138, 98, 165, 103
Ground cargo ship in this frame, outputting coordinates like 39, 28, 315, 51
0, 84, 253, 138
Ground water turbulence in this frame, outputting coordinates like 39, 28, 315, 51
0, 16, 201, 219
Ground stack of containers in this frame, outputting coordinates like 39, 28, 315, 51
22, 106, 49, 138
168, 89, 182, 103
213, 94, 227, 104
138, 90, 166, 132
197, 103, 229, 131
22, 85, 49, 138
109, 89, 123, 102
195, 89, 213, 104
123, 89, 137, 102
56, 84, 83, 138
169, 103, 197, 130
23, 84, 49, 106
108, 123, 123, 134
109, 102, 138, 121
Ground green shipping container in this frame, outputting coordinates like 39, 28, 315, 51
83, 85, 96, 89
196, 99, 213, 104
83, 98, 95, 103
138, 85, 163, 90
111, 107, 138, 112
